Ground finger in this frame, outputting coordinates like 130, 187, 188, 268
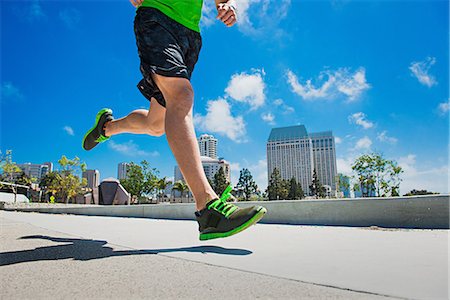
220, 10, 234, 22
222, 11, 236, 24
216, 6, 228, 19
226, 17, 236, 27
129, 0, 138, 7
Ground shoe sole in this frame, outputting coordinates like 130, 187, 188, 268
82, 108, 112, 150
199, 206, 267, 241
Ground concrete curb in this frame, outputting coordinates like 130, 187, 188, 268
2, 194, 449, 229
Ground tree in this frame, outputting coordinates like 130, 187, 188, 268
120, 160, 158, 200
0, 150, 26, 202
352, 152, 403, 197
156, 177, 172, 198
336, 174, 351, 197
309, 169, 325, 198
40, 171, 60, 200
404, 189, 439, 196
57, 156, 87, 204
0, 150, 21, 184
212, 167, 229, 196
173, 180, 190, 198
234, 168, 258, 201
287, 177, 304, 200
267, 168, 288, 200
15, 172, 34, 186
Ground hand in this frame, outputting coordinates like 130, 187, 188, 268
216, 2, 237, 27
130, 0, 143, 8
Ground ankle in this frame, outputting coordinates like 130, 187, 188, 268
195, 191, 218, 211
103, 120, 113, 137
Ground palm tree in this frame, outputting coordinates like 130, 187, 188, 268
156, 177, 172, 198
172, 180, 189, 198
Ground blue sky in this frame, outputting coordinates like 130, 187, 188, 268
1, 0, 448, 194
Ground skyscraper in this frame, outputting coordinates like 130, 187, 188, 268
174, 156, 230, 183
267, 125, 337, 196
17, 162, 52, 180
310, 131, 338, 195
198, 134, 218, 159
118, 162, 129, 180
82, 169, 100, 189
175, 134, 231, 186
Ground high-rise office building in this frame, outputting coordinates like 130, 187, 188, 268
310, 131, 338, 195
118, 162, 129, 180
198, 134, 218, 159
267, 125, 337, 196
174, 156, 230, 183
17, 162, 52, 180
82, 169, 100, 189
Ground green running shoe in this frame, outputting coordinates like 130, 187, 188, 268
82, 108, 113, 151
195, 186, 267, 241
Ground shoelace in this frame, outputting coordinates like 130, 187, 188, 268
208, 185, 238, 218
95, 135, 109, 143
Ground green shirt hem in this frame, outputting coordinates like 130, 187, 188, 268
139, 3, 201, 33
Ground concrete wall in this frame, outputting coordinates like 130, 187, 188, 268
2, 194, 449, 229
0, 192, 30, 204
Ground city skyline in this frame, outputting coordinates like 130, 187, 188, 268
267, 125, 337, 196
1, 0, 448, 195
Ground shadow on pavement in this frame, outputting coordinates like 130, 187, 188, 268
0, 235, 253, 266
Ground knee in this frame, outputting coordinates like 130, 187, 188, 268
147, 118, 165, 137
149, 128, 165, 137
166, 84, 194, 112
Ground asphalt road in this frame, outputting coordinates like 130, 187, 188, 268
1, 211, 448, 299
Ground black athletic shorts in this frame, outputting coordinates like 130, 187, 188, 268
134, 7, 202, 107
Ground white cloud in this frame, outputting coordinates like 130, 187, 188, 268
261, 112, 275, 124
235, 0, 291, 36
286, 69, 333, 99
229, 162, 241, 185
200, 0, 216, 28
335, 137, 342, 144
348, 112, 374, 129
398, 154, 417, 175
13, 0, 46, 22
63, 126, 74, 136
355, 136, 372, 150
109, 140, 159, 157
287, 67, 370, 101
248, 159, 268, 192
28, 0, 46, 20
274, 98, 283, 106
337, 157, 353, 175
225, 69, 266, 110
398, 154, 448, 194
1, 82, 24, 100
336, 68, 370, 101
59, 8, 81, 29
377, 131, 398, 144
273, 98, 294, 114
409, 57, 437, 87
438, 100, 450, 115
194, 98, 246, 142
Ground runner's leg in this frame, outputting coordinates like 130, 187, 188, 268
151, 74, 218, 211
104, 97, 165, 137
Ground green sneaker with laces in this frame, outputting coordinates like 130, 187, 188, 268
195, 186, 267, 241
82, 108, 113, 151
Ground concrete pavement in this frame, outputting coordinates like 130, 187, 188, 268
1, 211, 448, 299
